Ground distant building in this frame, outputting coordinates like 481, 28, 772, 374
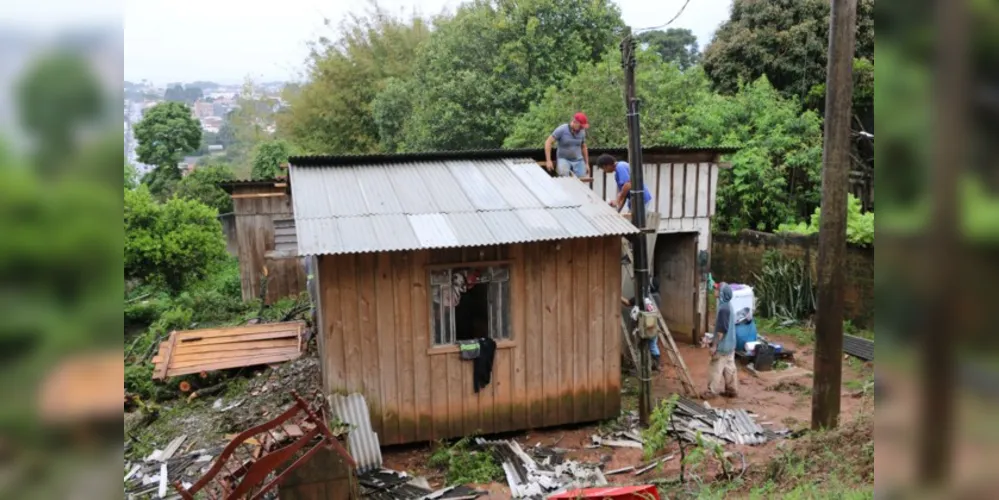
193, 101, 214, 119
201, 116, 223, 134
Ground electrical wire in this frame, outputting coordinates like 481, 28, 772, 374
634, 0, 692, 33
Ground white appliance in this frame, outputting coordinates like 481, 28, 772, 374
717, 285, 755, 324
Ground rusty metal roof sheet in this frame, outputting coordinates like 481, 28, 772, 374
289, 158, 639, 256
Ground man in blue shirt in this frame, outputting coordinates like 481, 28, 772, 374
596, 154, 652, 214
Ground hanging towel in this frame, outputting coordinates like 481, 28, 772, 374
473, 337, 497, 393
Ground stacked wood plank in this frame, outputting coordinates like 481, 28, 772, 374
152, 322, 305, 379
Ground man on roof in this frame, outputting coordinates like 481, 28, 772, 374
545, 112, 590, 179
596, 153, 652, 215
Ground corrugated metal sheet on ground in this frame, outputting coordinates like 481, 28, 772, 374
844, 335, 874, 361
289, 157, 639, 255
151, 322, 305, 380
329, 393, 383, 473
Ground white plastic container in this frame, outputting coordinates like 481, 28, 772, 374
730, 285, 755, 317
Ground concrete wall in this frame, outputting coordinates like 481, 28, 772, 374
710, 230, 874, 328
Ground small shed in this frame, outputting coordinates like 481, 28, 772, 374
581, 146, 735, 343
287, 152, 639, 445
221, 180, 307, 304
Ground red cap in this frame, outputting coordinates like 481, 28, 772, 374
573, 112, 589, 128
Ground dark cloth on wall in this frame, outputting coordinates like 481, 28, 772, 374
473, 337, 497, 393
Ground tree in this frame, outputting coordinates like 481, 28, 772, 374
395, 0, 624, 151
251, 140, 294, 180
278, 3, 432, 154
175, 163, 236, 214
223, 79, 277, 171
637, 28, 700, 69
505, 48, 710, 149
665, 77, 825, 232
703, 0, 874, 102
164, 84, 204, 104
141, 165, 182, 201
125, 186, 227, 291
125, 160, 139, 190
16, 51, 103, 174
134, 101, 202, 170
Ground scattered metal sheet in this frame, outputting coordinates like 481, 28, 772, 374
329, 393, 383, 473
476, 437, 607, 498
844, 335, 874, 361
151, 322, 305, 379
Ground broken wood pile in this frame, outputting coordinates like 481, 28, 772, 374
152, 321, 305, 380
476, 438, 608, 499
124, 435, 221, 499
358, 469, 484, 499
671, 396, 790, 446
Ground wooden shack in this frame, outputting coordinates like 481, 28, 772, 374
221, 180, 307, 304
287, 152, 640, 445
583, 146, 735, 344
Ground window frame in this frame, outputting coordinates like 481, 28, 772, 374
426, 261, 515, 354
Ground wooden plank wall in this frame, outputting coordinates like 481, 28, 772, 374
590, 162, 718, 220
232, 187, 306, 304
317, 237, 622, 445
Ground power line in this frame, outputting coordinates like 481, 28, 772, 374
634, 0, 692, 33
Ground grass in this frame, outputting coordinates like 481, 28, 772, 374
428, 436, 504, 486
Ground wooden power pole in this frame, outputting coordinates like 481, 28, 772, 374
811, 0, 857, 430
621, 31, 653, 425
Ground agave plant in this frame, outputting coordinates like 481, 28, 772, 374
753, 250, 816, 322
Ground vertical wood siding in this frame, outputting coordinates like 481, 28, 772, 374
232, 188, 306, 304
317, 237, 622, 445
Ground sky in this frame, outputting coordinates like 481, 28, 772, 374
124, 0, 733, 85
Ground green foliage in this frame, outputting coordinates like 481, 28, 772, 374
703, 0, 874, 102
176, 163, 236, 213
223, 79, 279, 171
142, 164, 182, 201
164, 84, 204, 104
251, 140, 294, 180
125, 160, 139, 190
16, 51, 104, 174
134, 101, 202, 169
279, 5, 432, 154
428, 437, 504, 486
397, 0, 624, 151
668, 78, 824, 231
777, 194, 875, 246
753, 250, 816, 322
637, 28, 700, 69
505, 48, 711, 149
643, 394, 679, 461
124, 186, 227, 292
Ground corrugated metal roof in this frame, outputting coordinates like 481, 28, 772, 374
328, 393, 383, 473
289, 157, 639, 256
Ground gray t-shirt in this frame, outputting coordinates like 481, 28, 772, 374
551, 123, 586, 160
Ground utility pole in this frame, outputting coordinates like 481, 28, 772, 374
920, 0, 965, 484
811, 0, 857, 430
621, 31, 652, 425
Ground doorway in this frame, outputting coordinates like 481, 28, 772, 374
654, 232, 698, 344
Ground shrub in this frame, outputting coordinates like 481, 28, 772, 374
778, 194, 874, 246
125, 186, 228, 291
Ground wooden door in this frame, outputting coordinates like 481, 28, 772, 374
654, 233, 698, 344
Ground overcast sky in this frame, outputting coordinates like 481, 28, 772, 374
123, 0, 733, 85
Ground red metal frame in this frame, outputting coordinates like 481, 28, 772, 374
173, 390, 355, 500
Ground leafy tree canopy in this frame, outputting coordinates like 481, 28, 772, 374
164, 84, 204, 104
16, 51, 104, 174
125, 160, 139, 190
278, 4, 432, 154
125, 185, 227, 292
703, 0, 874, 103
250, 140, 295, 180
176, 163, 236, 214
637, 28, 700, 70
141, 164, 182, 201
393, 0, 625, 151
134, 101, 202, 169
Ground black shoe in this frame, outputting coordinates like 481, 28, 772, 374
652, 356, 661, 372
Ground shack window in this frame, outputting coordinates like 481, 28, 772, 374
430, 266, 511, 345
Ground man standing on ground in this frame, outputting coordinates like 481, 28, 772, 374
704, 283, 739, 399
596, 154, 652, 214
598, 154, 660, 368
545, 112, 590, 178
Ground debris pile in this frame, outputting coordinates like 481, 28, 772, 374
358, 469, 484, 499
124, 435, 220, 499
671, 396, 790, 446
476, 438, 608, 498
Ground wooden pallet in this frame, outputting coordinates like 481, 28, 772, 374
152, 322, 306, 379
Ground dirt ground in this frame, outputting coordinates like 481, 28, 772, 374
381, 333, 873, 497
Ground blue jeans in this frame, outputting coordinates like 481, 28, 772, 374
556, 157, 587, 178
649, 337, 660, 357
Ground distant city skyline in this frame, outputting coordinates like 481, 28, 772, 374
124, 0, 733, 85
